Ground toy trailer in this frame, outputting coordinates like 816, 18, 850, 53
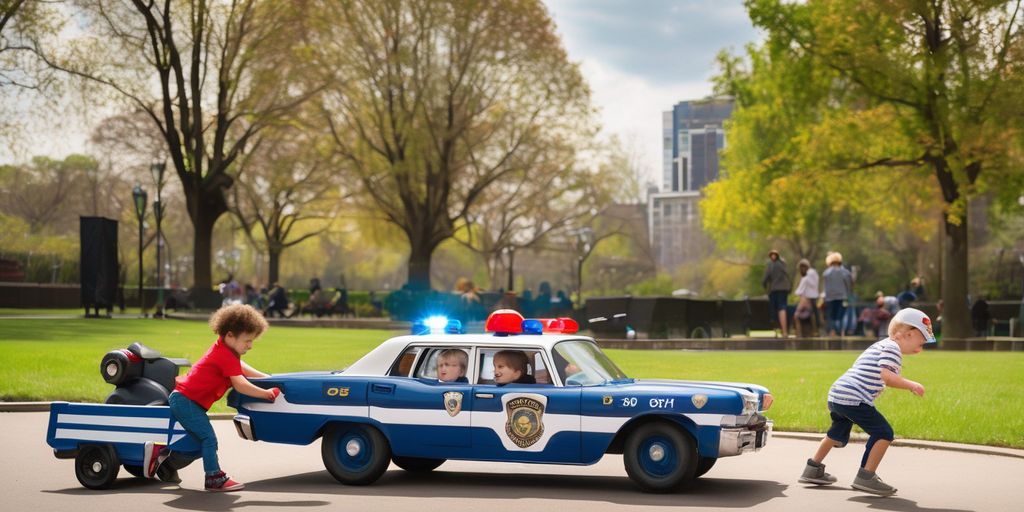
46, 401, 200, 489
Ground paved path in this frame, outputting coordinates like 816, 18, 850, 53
7, 411, 1022, 511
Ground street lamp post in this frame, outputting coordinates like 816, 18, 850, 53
132, 184, 148, 317
151, 161, 166, 318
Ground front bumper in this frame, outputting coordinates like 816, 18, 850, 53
718, 420, 772, 457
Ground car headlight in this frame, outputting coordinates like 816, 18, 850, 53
761, 393, 774, 411
742, 395, 758, 415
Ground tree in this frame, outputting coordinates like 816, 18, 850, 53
33, 0, 321, 291
230, 118, 345, 285
0, 155, 97, 234
740, 0, 1024, 337
454, 136, 624, 289
320, 0, 593, 289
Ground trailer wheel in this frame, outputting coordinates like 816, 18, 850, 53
75, 444, 121, 489
392, 456, 445, 473
321, 423, 391, 485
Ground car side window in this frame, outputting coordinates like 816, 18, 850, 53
388, 347, 421, 377
414, 347, 470, 382
477, 348, 545, 386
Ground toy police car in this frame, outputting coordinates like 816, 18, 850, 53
229, 310, 773, 492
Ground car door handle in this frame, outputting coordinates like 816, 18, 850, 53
370, 383, 394, 394
474, 393, 494, 399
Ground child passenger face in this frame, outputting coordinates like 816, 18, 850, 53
437, 355, 465, 382
492, 357, 522, 384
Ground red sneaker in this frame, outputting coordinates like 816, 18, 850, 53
143, 441, 168, 479
205, 471, 245, 492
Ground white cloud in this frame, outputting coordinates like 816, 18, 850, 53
545, 0, 761, 190
579, 58, 710, 185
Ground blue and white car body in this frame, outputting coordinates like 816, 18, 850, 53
230, 313, 774, 492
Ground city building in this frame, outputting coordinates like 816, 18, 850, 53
648, 97, 734, 272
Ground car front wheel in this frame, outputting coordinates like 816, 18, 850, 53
623, 422, 697, 492
322, 423, 391, 485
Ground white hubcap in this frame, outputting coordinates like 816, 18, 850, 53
649, 443, 666, 462
346, 439, 362, 457
92, 461, 103, 472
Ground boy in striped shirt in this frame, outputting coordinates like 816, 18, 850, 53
799, 308, 935, 496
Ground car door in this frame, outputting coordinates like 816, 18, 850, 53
368, 346, 474, 458
470, 347, 581, 463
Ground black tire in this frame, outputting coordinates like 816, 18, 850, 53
391, 456, 445, 473
321, 423, 391, 485
694, 456, 716, 478
623, 422, 697, 493
75, 444, 121, 489
123, 464, 145, 478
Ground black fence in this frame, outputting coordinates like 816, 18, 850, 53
584, 296, 1024, 339
586, 296, 756, 339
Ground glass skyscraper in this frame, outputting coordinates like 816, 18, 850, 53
649, 97, 733, 273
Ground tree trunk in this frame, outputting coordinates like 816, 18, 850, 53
268, 248, 281, 286
941, 217, 970, 338
192, 207, 221, 291
407, 241, 435, 291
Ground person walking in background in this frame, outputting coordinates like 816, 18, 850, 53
763, 249, 792, 338
794, 259, 820, 337
823, 252, 853, 337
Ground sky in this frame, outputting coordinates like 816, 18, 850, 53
544, 0, 762, 188
2, 1, 763, 178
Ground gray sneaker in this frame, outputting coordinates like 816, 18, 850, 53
798, 459, 838, 485
852, 468, 897, 496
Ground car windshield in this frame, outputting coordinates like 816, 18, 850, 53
552, 340, 629, 386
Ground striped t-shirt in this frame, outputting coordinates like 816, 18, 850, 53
828, 339, 903, 406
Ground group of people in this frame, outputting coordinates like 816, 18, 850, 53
763, 250, 927, 338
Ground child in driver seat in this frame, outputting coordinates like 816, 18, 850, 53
436, 349, 468, 383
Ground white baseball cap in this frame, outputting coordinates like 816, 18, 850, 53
892, 307, 937, 344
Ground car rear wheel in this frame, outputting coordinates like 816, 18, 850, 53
75, 444, 121, 489
392, 456, 445, 473
321, 423, 391, 485
623, 422, 697, 492
694, 456, 716, 478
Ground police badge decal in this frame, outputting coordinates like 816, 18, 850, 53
504, 396, 545, 448
444, 391, 463, 417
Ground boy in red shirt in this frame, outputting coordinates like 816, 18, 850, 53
149, 304, 280, 491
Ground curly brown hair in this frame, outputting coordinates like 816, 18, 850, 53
209, 304, 269, 337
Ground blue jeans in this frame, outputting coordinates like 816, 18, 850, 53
826, 401, 895, 468
169, 391, 220, 474
826, 300, 845, 334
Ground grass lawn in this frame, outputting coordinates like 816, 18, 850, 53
2, 317, 1022, 448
